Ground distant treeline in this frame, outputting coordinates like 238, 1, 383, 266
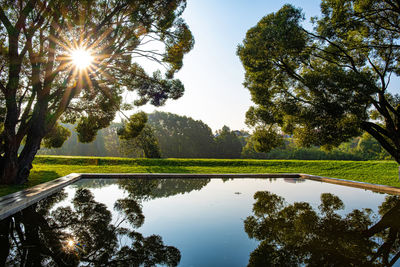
38, 112, 391, 160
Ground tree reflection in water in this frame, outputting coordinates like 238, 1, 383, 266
117, 178, 211, 200
0, 178, 211, 266
245, 191, 400, 266
0, 188, 180, 266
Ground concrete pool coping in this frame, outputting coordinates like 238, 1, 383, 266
0, 173, 399, 220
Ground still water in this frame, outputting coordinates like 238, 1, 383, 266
1, 178, 400, 266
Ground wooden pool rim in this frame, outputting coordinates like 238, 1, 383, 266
1, 173, 399, 220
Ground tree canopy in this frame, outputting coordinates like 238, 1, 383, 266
0, 0, 193, 184
148, 111, 217, 158
237, 1, 400, 164
214, 126, 243, 159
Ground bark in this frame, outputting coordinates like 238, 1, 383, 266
0, 100, 47, 185
17, 98, 48, 184
17, 138, 42, 185
0, 32, 22, 184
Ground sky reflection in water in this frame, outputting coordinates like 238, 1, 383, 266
2, 178, 399, 266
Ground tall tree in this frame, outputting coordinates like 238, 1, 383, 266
119, 112, 161, 158
148, 112, 216, 158
0, 0, 194, 184
214, 126, 243, 159
237, 1, 400, 168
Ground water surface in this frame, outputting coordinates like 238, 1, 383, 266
1, 178, 399, 266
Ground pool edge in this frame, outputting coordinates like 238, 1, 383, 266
0, 173, 81, 221
300, 174, 400, 195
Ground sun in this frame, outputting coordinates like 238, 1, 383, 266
70, 48, 93, 70
67, 239, 75, 248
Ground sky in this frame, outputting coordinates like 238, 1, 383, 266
138, 0, 323, 132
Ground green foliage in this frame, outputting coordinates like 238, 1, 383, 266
42, 123, 71, 148
40, 124, 109, 157
214, 126, 243, 158
237, 1, 400, 163
242, 143, 363, 160
39, 117, 391, 162
40, 121, 162, 158
133, 70, 185, 106
148, 112, 217, 158
118, 112, 148, 140
242, 133, 391, 161
120, 125, 161, 158
357, 132, 392, 160
139, 127, 161, 158
251, 128, 283, 153
76, 116, 111, 143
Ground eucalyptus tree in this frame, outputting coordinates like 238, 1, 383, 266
148, 112, 216, 158
237, 1, 400, 167
119, 112, 161, 158
214, 126, 242, 159
0, 0, 194, 184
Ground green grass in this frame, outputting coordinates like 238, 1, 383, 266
0, 155, 398, 197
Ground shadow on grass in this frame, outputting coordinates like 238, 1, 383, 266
0, 171, 59, 197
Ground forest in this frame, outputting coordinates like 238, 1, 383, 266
38, 112, 390, 161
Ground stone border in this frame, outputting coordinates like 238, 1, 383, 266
299, 174, 400, 195
1, 173, 399, 221
0, 173, 81, 221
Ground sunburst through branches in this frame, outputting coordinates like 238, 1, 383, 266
50, 25, 120, 100
70, 48, 94, 70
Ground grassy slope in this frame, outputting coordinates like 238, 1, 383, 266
0, 155, 398, 197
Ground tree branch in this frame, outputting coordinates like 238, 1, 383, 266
0, 7, 15, 34
15, 0, 37, 32
361, 121, 399, 161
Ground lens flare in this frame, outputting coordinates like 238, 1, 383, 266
67, 239, 75, 248
71, 48, 93, 69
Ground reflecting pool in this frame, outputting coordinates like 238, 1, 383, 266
1, 178, 400, 266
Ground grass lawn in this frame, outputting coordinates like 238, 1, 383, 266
0, 155, 398, 197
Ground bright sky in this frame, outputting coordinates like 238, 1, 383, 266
139, 0, 322, 132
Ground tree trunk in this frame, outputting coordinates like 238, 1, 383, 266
17, 137, 42, 184
0, 134, 42, 185
0, 33, 22, 184
0, 100, 47, 185
0, 131, 42, 185
0, 152, 19, 185
17, 103, 47, 184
